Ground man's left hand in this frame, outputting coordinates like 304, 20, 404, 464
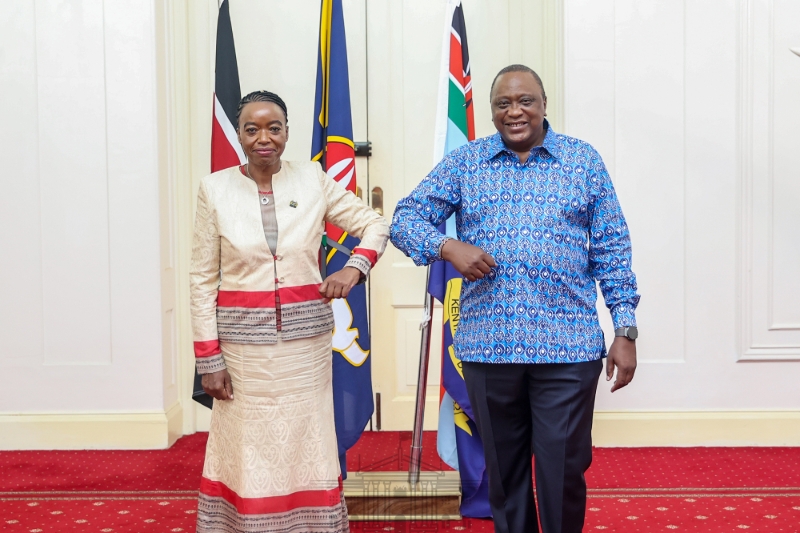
606, 337, 637, 392
319, 266, 362, 302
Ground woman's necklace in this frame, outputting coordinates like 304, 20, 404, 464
246, 164, 271, 205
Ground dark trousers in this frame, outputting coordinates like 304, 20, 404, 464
462, 359, 603, 533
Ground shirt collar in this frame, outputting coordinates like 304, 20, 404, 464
486, 119, 563, 162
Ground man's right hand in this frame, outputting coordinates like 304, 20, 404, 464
201, 369, 234, 401
441, 239, 497, 281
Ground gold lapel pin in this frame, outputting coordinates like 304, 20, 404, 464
289, 201, 298, 208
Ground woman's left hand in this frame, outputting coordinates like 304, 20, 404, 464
319, 266, 362, 302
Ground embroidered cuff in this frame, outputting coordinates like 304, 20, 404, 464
352, 247, 378, 267
345, 253, 372, 278
196, 353, 227, 374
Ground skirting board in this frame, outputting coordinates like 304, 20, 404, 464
592, 411, 800, 446
3, 409, 798, 449
0, 402, 183, 450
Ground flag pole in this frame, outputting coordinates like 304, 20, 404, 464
409, 264, 435, 485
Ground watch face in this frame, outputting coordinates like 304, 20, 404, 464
627, 326, 639, 340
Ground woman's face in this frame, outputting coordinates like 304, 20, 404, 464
237, 101, 288, 168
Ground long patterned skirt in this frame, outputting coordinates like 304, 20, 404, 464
196, 334, 349, 533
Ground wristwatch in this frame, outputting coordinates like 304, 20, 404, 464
614, 326, 638, 340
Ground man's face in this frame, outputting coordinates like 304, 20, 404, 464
490, 72, 547, 153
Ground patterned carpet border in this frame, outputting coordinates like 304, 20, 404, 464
0, 490, 198, 502
586, 488, 800, 497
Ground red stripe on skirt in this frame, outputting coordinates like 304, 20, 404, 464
200, 477, 342, 514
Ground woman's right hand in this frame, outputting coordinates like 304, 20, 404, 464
201, 369, 234, 401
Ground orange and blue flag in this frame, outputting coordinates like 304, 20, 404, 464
311, 0, 372, 480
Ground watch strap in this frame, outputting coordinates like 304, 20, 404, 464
614, 326, 638, 340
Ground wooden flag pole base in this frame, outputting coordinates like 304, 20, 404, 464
343, 471, 461, 521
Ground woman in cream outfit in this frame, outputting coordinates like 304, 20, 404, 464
190, 91, 389, 533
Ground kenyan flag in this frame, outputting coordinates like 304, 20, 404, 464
432, 0, 475, 164
210, 0, 245, 172
430, 0, 491, 520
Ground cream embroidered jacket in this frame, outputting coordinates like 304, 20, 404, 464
190, 161, 389, 374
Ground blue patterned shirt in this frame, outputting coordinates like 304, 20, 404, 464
390, 122, 640, 364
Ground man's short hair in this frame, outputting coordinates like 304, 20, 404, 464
490, 64, 547, 102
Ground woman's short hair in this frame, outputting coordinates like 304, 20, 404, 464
236, 90, 288, 127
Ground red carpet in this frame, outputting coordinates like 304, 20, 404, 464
0, 435, 207, 493
2, 432, 800, 532
0, 435, 205, 532
345, 430, 453, 472
581, 447, 800, 531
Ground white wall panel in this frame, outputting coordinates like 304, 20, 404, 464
0, 3, 45, 366
566, 0, 685, 364
0, 1, 166, 415
563, 1, 615, 169
771, 2, 800, 329
682, 0, 738, 373
566, 0, 800, 411
104, 2, 163, 381
227, 1, 319, 163
35, 0, 112, 365
740, 0, 800, 359
614, 0, 685, 364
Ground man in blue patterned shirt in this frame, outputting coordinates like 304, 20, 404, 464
390, 65, 640, 533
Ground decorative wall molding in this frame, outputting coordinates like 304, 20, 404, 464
155, 0, 209, 435
593, 410, 800, 446
737, 0, 800, 361
541, 0, 565, 131
0, 403, 183, 451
